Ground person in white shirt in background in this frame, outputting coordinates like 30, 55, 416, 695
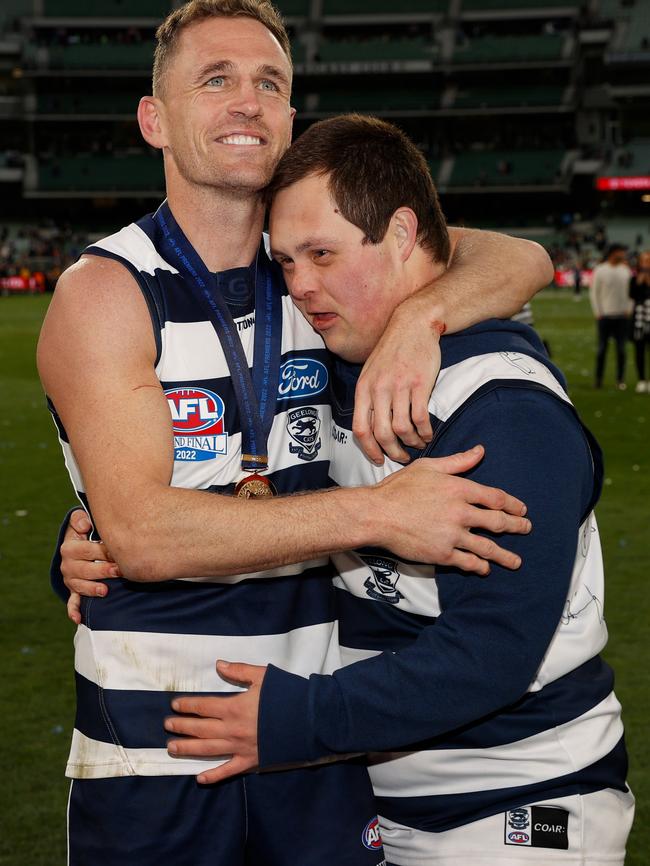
589, 243, 633, 390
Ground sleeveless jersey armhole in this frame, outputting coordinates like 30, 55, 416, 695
84, 246, 164, 367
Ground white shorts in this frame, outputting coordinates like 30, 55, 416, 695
380, 788, 635, 866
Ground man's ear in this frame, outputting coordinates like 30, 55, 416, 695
138, 96, 166, 150
391, 207, 419, 262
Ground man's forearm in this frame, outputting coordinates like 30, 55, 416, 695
397, 228, 553, 335
95, 451, 527, 584
107, 482, 375, 581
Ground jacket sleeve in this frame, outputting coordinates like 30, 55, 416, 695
257, 388, 595, 766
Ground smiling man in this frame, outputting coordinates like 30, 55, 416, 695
40, 3, 554, 865
166, 116, 635, 866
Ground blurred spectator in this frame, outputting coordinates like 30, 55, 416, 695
630, 250, 650, 393
589, 244, 633, 390
0, 221, 89, 289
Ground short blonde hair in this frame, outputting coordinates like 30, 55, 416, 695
152, 0, 292, 97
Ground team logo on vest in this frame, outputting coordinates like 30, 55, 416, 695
287, 407, 321, 461
362, 817, 383, 851
505, 807, 531, 846
505, 806, 569, 850
278, 358, 328, 400
165, 387, 228, 462
362, 555, 403, 605
498, 351, 536, 375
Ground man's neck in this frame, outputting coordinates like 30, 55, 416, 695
404, 246, 447, 300
166, 181, 266, 273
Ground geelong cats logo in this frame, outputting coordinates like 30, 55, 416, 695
362, 555, 403, 605
286, 407, 321, 462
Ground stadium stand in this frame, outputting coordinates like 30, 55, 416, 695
36, 153, 163, 194
41, 0, 171, 15
316, 88, 440, 114
616, 1, 650, 53
323, 0, 448, 14
318, 36, 436, 64
32, 92, 139, 116
600, 140, 650, 177
449, 84, 567, 109
461, 0, 578, 9
276, 0, 311, 15
46, 43, 155, 71
1, 0, 647, 261
445, 148, 567, 189
452, 33, 569, 64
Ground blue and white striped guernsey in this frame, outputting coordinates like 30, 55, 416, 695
48, 205, 340, 779
257, 320, 630, 836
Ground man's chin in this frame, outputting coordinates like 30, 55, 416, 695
209, 168, 275, 195
322, 337, 366, 365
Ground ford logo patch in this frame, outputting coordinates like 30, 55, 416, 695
278, 357, 328, 400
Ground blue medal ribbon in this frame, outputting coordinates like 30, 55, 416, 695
154, 201, 282, 472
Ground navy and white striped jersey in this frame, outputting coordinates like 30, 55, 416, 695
258, 320, 629, 832
48, 205, 340, 779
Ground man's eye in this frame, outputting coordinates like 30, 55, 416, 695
313, 250, 329, 259
259, 79, 279, 92
276, 257, 293, 268
207, 77, 225, 87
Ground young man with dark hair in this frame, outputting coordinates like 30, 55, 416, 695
163, 115, 634, 866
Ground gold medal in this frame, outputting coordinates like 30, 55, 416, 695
234, 473, 276, 498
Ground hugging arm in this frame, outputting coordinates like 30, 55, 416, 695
40, 260, 529, 599
354, 228, 553, 462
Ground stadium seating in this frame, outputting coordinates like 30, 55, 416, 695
275, 0, 311, 16
35, 92, 139, 115
37, 154, 164, 193
452, 34, 567, 64
42, 0, 171, 14
451, 85, 565, 109
291, 40, 307, 63
601, 139, 650, 176
48, 43, 155, 71
447, 148, 565, 187
462, 0, 577, 9
616, 1, 650, 53
429, 160, 442, 183
324, 0, 448, 14
318, 37, 436, 63
316, 88, 440, 113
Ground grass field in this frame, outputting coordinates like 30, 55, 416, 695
1, 291, 648, 864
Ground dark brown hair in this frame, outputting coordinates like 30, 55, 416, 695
152, 0, 291, 97
268, 114, 449, 262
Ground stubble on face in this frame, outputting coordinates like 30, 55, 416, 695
158, 17, 294, 197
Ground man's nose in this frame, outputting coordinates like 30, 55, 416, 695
287, 267, 318, 301
227, 80, 262, 119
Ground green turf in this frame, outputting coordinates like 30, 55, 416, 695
0, 292, 647, 863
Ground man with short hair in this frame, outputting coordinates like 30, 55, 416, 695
165, 115, 634, 866
42, 3, 552, 863
589, 243, 633, 389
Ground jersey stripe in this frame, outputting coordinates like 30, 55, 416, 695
50, 214, 339, 779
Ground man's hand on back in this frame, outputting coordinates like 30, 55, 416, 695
165, 661, 265, 785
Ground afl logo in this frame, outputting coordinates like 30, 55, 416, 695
165, 387, 225, 434
362, 817, 383, 851
165, 387, 228, 462
508, 832, 530, 844
278, 358, 328, 400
